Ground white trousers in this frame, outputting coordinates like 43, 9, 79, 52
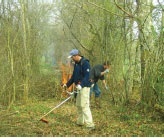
76, 87, 94, 127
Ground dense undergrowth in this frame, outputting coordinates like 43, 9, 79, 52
0, 91, 163, 137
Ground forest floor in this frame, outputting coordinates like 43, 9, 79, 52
0, 91, 163, 137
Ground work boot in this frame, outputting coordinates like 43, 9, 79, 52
76, 121, 84, 127
86, 124, 95, 130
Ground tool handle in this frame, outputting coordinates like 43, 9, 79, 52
40, 95, 72, 119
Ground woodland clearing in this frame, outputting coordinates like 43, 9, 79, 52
0, 91, 163, 137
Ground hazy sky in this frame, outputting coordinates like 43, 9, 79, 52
153, 0, 164, 5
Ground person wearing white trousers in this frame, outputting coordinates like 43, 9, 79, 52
64, 49, 95, 129
76, 87, 94, 128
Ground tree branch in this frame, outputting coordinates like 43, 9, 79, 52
87, 1, 126, 18
114, 0, 134, 18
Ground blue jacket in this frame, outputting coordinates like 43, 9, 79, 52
66, 57, 91, 88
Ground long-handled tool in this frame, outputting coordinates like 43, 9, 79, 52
39, 91, 77, 123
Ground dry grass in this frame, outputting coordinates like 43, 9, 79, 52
0, 92, 163, 137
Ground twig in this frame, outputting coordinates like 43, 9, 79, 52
114, 0, 134, 18
87, 1, 127, 18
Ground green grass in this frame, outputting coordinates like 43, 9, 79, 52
0, 93, 163, 137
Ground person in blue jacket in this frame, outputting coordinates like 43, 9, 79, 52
63, 49, 95, 130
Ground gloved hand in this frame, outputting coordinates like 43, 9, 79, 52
105, 85, 109, 90
62, 84, 67, 88
76, 84, 82, 91
91, 84, 94, 88
104, 69, 109, 74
